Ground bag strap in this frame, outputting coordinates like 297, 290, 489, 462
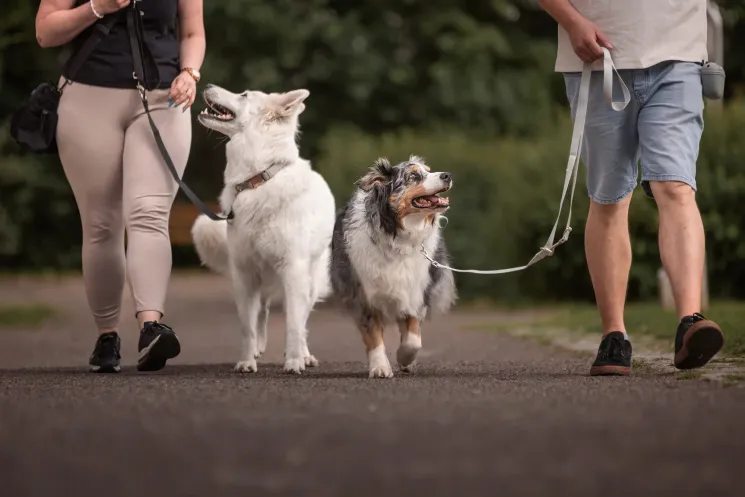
125, 5, 147, 89
60, 13, 119, 90
419, 47, 631, 275
125, 4, 229, 222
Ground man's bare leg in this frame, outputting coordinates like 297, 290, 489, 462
649, 181, 723, 369
586, 194, 634, 376
585, 195, 633, 335
649, 181, 704, 319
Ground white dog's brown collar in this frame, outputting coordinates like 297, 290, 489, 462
234, 161, 290, 193
226, 161, 292, 221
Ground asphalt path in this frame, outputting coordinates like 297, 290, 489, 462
1, 273, 743, 497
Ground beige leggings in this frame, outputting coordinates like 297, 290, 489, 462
56, 81, 191, 329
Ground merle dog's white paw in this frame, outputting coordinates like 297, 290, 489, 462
397, 334, 422, 372
397, 346, 420, 370
305, 355, 319, 367
234, 359, 258, 373
369, 363, 394, 378
368, 346, 393, 378
283, 357, 305, 374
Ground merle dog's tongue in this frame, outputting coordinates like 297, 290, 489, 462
414, 194, 449, 208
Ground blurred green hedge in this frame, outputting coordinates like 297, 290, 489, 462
2, 99, 745, 303
0, 123, 82, 270
317, 99, 745, 303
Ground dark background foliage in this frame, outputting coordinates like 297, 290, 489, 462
1, 0, 744, 303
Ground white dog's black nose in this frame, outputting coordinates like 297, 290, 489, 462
440, 172, 452, 182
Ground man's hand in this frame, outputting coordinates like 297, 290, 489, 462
566, 16, 613, 63
538, 0, 613, 63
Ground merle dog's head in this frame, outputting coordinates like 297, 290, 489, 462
356, 155, 453, 237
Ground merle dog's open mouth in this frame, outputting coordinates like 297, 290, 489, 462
412, 188, 450, 209
200, 95, 235, 122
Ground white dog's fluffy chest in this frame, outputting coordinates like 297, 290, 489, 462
223, 164, 335, 298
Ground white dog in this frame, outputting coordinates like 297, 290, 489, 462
191, 84, 336, 374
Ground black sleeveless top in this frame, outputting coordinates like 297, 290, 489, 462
63, 0, 179, 89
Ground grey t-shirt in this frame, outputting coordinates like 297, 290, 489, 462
554, 0, 708, 72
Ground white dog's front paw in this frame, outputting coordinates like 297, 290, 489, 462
368, 345, 393, 379
234, 359, 258, 373
283, 357, 306, 374
304, 354, 319, 367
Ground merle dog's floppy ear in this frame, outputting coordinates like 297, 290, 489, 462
275, 89, 310, 116
357, 158, 393, 191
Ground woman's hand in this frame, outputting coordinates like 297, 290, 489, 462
174, 0, 205, 110
169, 70, 198, 111
91, 0, 130, 16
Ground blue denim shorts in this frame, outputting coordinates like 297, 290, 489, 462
563, 61, 704, 204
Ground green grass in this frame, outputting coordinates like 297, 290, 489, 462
0, 304, 56, 328
676, 371, 704, 381
501, 301, 745, 357
722, 374, 745, 388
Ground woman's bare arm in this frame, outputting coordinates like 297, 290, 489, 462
177, 0, 205, 72
35, 0, 130, 48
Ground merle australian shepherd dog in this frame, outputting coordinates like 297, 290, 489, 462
331, 156, 457, 378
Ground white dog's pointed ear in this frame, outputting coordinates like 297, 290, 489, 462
277, 89, 310, 116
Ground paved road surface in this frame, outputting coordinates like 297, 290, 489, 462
1, 273, 743, 497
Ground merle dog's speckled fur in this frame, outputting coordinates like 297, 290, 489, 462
331, 203, 452, 326
330, 157, 457, 375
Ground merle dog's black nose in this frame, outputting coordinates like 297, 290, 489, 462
440, 172, 452, 182
204, 83, 214, 90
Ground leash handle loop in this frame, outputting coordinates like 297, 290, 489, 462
422, 48, 630, 275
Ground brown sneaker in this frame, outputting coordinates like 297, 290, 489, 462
673, 313, 724, 370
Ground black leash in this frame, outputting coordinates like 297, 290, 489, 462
125, 4, 230, 222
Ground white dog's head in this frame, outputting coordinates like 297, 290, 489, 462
197, 84, 309, 139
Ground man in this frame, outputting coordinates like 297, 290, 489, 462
538, 0, 724, 375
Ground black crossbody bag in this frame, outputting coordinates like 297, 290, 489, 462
10, 14, 118, 154
11, 3, 226, 221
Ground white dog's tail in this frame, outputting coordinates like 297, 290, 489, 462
191, 214, 229, 275
312, 245, 333, 302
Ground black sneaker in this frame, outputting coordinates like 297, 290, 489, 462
89, 331, 121, 373
590, 331, 632, 376
674, 313, 724, 370
137, 321, 181, 372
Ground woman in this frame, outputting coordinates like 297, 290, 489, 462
35, 0, 205, 373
